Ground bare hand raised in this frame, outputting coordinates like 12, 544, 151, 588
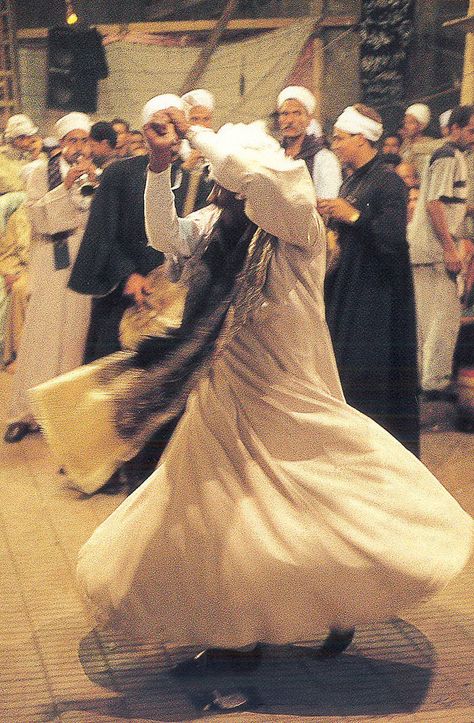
143, 111, 180, 172
165, 107, 190, 138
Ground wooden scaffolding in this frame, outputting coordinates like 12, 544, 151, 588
0, 0, 21, 129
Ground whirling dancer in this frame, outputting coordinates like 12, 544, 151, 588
35, 97, 472, 677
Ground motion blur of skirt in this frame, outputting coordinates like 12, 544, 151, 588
75, 338, 473, 648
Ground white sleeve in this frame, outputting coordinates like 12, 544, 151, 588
312, 148, 343, 199
25, 163, 86, 236
189, 127, 321, 248
144, 166, 210, 257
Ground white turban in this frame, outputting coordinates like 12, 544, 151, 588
405, 103, 431, 129
141, 94, 185, 125
54, 112, 91, 140
4, 114, 38, 140
334, 106, 383, 142
277, 86, 316, 115
439, 109, 453, 130
306, 118, 323, 137
216, 120, 281, 153
181, 89, 214, 112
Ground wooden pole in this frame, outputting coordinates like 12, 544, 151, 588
179, 0, 238, 95
461, 0, 474, 104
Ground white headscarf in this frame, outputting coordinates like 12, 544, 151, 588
405, 103, 431, 129
141, 94, 185, 126
54, 112, 91, 140
4, 114, 38, 141
181, 89, 214, 112
334, 106, 383, 142
277, 86, 316, 115
216, 120, 281, 153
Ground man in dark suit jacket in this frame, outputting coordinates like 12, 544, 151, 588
68, 153, 164, 362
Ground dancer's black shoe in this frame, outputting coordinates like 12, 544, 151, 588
170, 645, 263, 676
313, 627, 355, 658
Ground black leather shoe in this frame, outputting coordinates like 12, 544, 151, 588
171, 645, 263, 676
4, 422, 33, 443
313, 627, 355, 658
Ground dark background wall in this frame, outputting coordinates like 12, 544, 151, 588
14, 0, 312, 27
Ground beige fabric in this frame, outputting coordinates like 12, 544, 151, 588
76, 225, 473, 646
0, 147, 26, 194
120, 266, 186, 351
0, 204, 32, 365
0, 205, 31, 277
3, 272, 29, 365
413, 263, 461, 391
30, 361, 137, 494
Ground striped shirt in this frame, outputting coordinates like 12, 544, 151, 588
407, 141, 468, 264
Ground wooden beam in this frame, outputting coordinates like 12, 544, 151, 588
460, 1, 474, 103
311, 39, 323, 123
16, 15, 357, 40
179, 0, 238, 95
443, 15, 474, 31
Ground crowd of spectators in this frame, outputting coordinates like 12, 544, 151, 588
1, 90, 473, 492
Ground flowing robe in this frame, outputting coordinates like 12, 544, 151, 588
71, 131, 471, 647
8, 160, 91, 423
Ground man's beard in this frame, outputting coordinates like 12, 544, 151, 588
209, 184, 248, 233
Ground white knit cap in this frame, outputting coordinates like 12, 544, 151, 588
181, 88, 214, 111
4, 114, 38, 140
334, 106, 383, 142
405, 103, 431, 129
439, 109, 453, 129
54, 112, 91, 140
141, 94, 185, 125
277, 86, 316, 115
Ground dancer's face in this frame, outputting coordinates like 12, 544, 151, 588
208, 184, 247, 226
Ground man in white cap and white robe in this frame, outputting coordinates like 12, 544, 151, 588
400, 102, 442, 176
4, 112, 96, 442
277, 85, 342, 199
176, 88, 215, 216
0, 114, 44, 195
64, 101, 471, 699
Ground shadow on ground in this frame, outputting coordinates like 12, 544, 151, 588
50, 618, 437, 721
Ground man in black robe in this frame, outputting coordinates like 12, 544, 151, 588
319, 104, 420, 457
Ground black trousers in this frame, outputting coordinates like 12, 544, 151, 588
84, 284, 131, 363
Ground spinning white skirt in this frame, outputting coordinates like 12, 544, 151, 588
75, 259, 473, 648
